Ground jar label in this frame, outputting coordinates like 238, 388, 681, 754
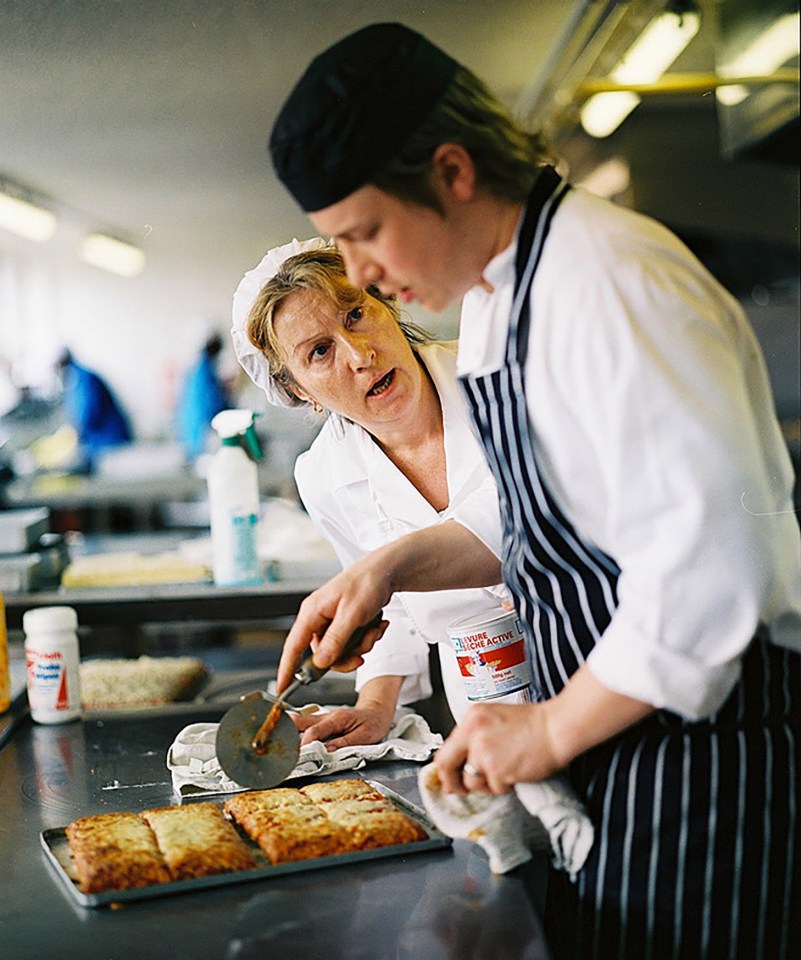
26, 648, 75, 714
448, 608, 532, 701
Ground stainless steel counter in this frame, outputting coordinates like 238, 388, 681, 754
0, 662, 552, 960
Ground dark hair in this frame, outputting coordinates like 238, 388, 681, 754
370, 66, 556, 211
204, 334, 223, 358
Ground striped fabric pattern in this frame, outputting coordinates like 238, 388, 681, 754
462, 167, 618, 700
555, 641, 801, 960
458, 167, 800, 959
466, 363, 618, 697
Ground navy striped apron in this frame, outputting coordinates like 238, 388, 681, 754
459, 166, 800, 960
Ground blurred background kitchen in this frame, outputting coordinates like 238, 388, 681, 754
0, 0, 797, 640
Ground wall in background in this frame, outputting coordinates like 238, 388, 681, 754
0, 233, 459, 447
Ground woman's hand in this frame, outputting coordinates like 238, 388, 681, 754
293, 705, 394, 750
292, 675, 403, 751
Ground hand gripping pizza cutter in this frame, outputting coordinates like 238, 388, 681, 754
215, 614, 382, 789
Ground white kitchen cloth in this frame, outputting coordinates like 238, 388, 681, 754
417, 763, 594, 880
168, 707, 443, 798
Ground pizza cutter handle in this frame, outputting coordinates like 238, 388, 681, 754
294, 612, 383, 685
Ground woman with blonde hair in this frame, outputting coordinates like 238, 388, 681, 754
231, 237, 525, 749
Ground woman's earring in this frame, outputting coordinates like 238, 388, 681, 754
312, 400, 324, 415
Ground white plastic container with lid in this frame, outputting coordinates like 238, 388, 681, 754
448, 606, 533, 703
207, 409, 263, 587
23, 605, 82, 724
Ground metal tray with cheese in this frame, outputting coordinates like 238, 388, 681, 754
40, 780, 451, 908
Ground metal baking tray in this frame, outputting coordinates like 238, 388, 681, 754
40, 780, 452, 908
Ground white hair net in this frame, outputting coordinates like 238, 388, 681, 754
230, 236, 329, 407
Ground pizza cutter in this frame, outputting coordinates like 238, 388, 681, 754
215, 613, 382, 789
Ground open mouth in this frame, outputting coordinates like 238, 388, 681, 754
367, 370, 395, 397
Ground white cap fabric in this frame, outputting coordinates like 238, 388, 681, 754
230, 237, 329, 407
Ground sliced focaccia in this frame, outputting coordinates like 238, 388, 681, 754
226, 786, 312, 814
223, 787, 315, 839
301, 779, 427, 848
65, 812, 171, 893
141, 802, 255, 879
298, 778, 385, 805
322, 798, 428, 849
225, 780, 427, 859
224, 789, 354, 863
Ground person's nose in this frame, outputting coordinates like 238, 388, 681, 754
341, 331, 375, 369
341, 244, 382, 290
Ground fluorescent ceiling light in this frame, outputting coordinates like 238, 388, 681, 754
581, 8, 701, 137
580, 91, 642, 139
80, 233, 145, 277
0, 190, 57, 241
717, 12, 800, 106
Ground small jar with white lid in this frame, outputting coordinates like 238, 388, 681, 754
23, 605, 82, 724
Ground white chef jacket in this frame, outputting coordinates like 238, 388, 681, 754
294, 341, 509, 721
459, 185, 801, 719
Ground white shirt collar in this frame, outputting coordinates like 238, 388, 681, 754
321, 342, 484, 515
456, 209, 525, 379
481, 221, 519, 291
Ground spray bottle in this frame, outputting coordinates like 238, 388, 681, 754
208, 409, 263, 587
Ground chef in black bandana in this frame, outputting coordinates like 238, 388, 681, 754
269, 22, 801, 960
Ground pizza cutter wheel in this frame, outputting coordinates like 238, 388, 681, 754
215, 612, 383, 789
215, 694, 301, 789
